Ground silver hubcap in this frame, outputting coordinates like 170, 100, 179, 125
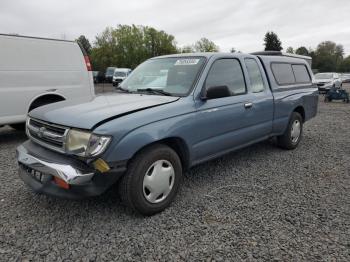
143, 160, 175, 204
291, 120, 301, 143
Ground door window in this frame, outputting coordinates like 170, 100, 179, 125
205, 59, 246, 96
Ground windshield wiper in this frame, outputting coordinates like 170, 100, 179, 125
136, 88, 172, 96
115, 86, 131, 93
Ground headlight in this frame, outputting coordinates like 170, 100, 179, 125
65, 129, 111, 157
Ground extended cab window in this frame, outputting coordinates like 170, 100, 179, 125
245, 58, 265, 93
271, 63, 295, 85
292, 64, 311, 83
205, 59, 246, 96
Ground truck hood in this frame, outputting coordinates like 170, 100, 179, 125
29, 93, 179, 130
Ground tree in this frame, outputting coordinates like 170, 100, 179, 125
180, 45, 195, 53
295, 46, 309, 56
230, 47, 237, 53
313, 41, 344, 72
340, 56, 350, 72
263, 31, 283, 51
143, 26, 178, 58
90, 27, 117, 71
76, 35, 92, 54
89, 25, 177, 71
194, 38, 219, 52
286, 47, 294, 54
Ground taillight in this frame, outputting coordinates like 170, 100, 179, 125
84, 55, 92, 71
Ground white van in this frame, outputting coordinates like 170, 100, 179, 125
0, 34, 95, 129
112, 68, 132, 86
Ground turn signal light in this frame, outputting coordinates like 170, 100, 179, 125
93, 158, 110, 173
54, 177, 70, 190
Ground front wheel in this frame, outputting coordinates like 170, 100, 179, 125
277, 112, 303, 150
118, 144, 183, 216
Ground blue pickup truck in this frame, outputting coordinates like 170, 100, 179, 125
17, 52, 318, 215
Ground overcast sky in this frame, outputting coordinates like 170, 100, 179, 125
1, 0, 350, 55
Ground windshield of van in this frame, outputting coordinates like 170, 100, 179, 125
315, 73, 333, 79
106, 68, 116, 76
120, 57, 206, 96
114, 71, 127, 77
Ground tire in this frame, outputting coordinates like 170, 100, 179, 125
10, 123, 25, 131
118, 144, 183, 216
277, 112, 303, 150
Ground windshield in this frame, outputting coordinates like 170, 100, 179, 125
120, 57, 206, 96
106, 67, 116, 76
114, 71, 127, 77
315, 73, 333, 79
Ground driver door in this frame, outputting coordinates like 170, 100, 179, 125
192, 58, 258, 162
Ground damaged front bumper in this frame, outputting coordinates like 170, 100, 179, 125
16, 141, 126, 199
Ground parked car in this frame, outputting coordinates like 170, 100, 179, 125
314, 72, 342, 93
105, 67, 117, 83
17, 52, 318, 215
93, 71, 105, 84
112, 68, 132, 86
0, 34, 95, 130
340, 73, 350, 83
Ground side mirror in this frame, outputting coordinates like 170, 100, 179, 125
202, 85, 231, 100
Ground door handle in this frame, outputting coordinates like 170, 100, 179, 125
244, 102, 253, 109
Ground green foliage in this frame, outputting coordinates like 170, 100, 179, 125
286, 47, 294, 54
288, 42, 347, 72
340, 56, 350, 72
89, 25, 349, 74
295, 46, 309, 56
76, 35, 92, 54
180, 38, 219, 53
180, 45, 195, 53
90, 27, 117, 71
264, 31, 283, 51
194, 38, 219, 52
90, 24, 177, 72
312, 41, 344, 72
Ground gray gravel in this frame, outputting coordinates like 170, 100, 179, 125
0, 86, 349, 261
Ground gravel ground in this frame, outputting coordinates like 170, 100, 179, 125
0, 85, 349, 261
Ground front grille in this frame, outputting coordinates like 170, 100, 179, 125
317, 83, 325, 87
27, 118, 69, 153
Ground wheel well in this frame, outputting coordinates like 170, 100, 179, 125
294, 106, 305, 122
132, 137, 190, 171
29, 94, 65, 112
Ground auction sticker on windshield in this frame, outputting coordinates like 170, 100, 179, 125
175, 59, 200, 66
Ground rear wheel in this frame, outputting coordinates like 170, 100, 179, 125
118, 144, 182, 216
277, 112, 303, 150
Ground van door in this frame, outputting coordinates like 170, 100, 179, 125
192, 58, 272, 163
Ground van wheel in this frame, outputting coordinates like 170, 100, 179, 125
277, 112, 303, 150
118, 144, 182, 216
10, 123, 25, 131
